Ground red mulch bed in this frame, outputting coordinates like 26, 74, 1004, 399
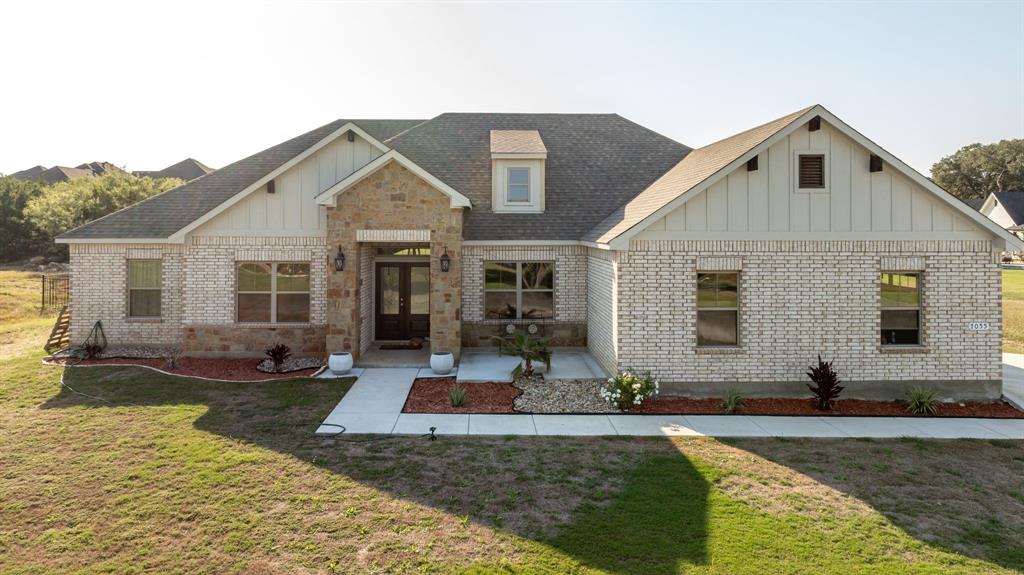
48, 357, 319, 381
403, 378, 521, 413
635, 397, 1024, 418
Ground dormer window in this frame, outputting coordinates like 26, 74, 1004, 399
507, 167, 531, 203
491, 130, 546, 212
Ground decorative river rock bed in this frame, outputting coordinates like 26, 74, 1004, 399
403, 376, 1024, 418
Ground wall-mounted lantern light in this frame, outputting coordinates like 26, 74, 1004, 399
439, 246, 451, 273
334, 247, 345, 272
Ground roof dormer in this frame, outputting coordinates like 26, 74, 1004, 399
490, 130, 546, 213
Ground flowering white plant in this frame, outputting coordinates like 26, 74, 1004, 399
600, 369, 658, 411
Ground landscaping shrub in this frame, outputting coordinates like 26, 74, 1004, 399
493, 333, 551, 378
601, 369, 658, 411
264, 343, 291, 372
449, 384, 466, 407
806, 355, 844, 410
906, 386, 940, 415
721, 390, 745, 414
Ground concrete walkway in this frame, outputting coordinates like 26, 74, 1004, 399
1003, 352, 1024, 409
315, 363, 1024, 439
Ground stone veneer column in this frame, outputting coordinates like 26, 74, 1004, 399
325, 161, 463, 360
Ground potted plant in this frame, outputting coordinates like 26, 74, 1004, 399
431, 351, 454, 375
329, 351, 353, 375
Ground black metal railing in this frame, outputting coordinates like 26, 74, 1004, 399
41, 273, 70, 312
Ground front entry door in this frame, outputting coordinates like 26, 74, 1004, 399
375, 262, 430, 340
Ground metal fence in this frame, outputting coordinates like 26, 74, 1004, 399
41, 273, 70, 312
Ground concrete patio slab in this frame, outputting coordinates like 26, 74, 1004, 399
680, 415, 769, 437
824, 417, 921, 438
540, 352, 604, 380
1002, 352, 1024, 409
903, 418, 1011, 439
532, 414, 617, 436
749, 416, 849, 438
315, 367, 365, 379
606, 415, 701, 436
456, 350, 520, 383
469, 414, 538, 435
393, 413, 469, 435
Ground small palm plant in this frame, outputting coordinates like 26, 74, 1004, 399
492, 333, 552, 378
721, 390, 745, 414
906, 387, 940, 415
806, 355, 844, 410
264, 343, 291, 373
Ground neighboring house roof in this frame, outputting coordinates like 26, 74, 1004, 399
58, 120, 424, 240
385, 113, 691, 240
10, 161, 124, 184
134, 158, 215, 182
583, 106, 813, 243
9, 165, 46, 180
990, 191, 1024, 226
39, 165, 95, 184
962, 198, 986, 211
76, 162, 124, 176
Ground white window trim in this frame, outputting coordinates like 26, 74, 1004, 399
492, 159, 545, 213
483, 261, 556, 320
792, 149, 830, 194
236, 261, 311, 324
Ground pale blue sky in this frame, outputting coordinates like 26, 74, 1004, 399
0, 0, 1021, 175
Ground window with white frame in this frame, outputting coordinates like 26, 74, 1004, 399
696, 272, 739, 346
237, 262, 310, 323
127, 259, 161, 318
484, 262, 554, 320
507, 167, 531, 203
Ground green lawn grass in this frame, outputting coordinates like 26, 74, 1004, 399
1003, 270, 1024, 353
1, 273, 1023, 574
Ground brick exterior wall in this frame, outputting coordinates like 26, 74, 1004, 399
325, 161, 463, 359
616, 240, 1002, 395
586, 248, 618, 376
462, 244, 587, 346
69, 244, 185, 347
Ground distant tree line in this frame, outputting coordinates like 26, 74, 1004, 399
0, 173, 183, 262
931, 139, 1024, 201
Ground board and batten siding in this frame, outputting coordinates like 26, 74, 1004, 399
194, 133, 384, 236
635, 121, 987, 241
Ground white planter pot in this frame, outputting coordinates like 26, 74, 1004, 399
328, 352, 353, 375
430, 351, 454, 375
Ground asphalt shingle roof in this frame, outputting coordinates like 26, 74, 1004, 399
387, 113, 691, 241
59, 119, 424, 240
489, 130, 547, 155
992, 191, 1024, 226
60, 114, 689, 242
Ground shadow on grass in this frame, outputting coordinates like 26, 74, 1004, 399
724, 436, 1024, 572
41, 365, 710, 573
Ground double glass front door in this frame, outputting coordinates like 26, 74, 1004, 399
375, 262, 430, 340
